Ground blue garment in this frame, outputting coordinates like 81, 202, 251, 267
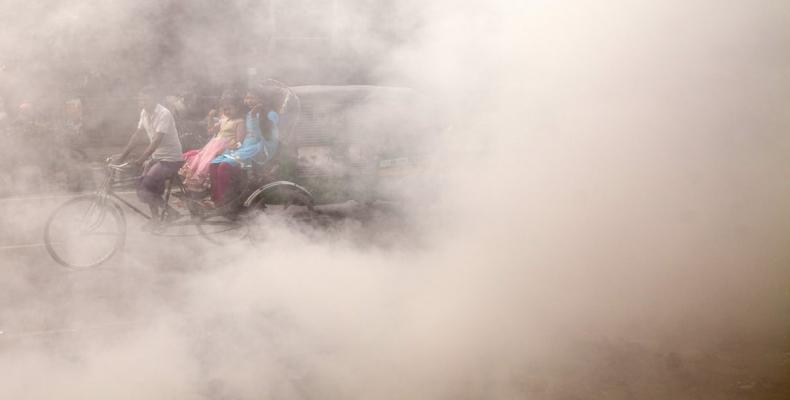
261, 111, 279, 161
212, 110, 279, 167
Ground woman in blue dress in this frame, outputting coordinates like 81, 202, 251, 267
208, 87, 279, 206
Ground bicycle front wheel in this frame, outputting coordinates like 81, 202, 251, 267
44, 194, 126, 269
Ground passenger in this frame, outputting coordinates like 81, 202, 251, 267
208, 86, 280, 206
117, 86, 184, 223
179, 93, 246, 194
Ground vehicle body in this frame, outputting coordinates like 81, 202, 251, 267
165, 84, 433, 203
286, 85, 432, 203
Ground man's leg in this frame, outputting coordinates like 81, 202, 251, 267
138, 161, 182, 220
138, 161, 166, 219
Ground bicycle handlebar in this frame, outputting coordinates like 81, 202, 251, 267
108, 162, 130, 171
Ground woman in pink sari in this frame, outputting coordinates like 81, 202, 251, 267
179, 95, 246, 193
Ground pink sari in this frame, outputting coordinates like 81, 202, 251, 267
179, 118, 244, 193
180, 136, 232, 192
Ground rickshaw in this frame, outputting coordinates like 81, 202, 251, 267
44, 82, 428, 269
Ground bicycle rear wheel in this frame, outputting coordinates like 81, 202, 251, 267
196, 213, 250, 245
44, 194, 126, 269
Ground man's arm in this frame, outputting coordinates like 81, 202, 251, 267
117, 128, 144, 162
133, 131, 164, 165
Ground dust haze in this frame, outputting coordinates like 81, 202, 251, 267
1, 1, 789, 399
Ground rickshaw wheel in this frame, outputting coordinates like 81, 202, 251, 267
245, 183, 315, 241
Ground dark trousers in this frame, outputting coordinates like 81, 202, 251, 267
137, 160, 184, 206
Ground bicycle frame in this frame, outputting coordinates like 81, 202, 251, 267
99, 160, 315, 229
100, 161, 213, 224
99, 163, 153, 221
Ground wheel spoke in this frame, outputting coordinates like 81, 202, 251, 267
45, 195, 126, 269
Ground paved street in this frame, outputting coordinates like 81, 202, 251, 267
0, 190, 408, 343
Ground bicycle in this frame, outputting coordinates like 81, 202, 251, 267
44, 158, 314, 269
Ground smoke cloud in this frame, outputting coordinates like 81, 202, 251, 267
1, 1, 789, 399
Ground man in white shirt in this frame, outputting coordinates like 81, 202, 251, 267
118, 86, 184, 222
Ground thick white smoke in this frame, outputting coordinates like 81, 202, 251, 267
1, 1, 789, 399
